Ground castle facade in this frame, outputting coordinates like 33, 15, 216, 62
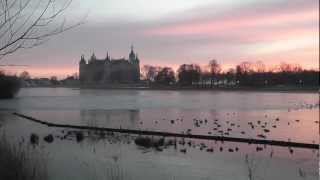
79, 47, 140, 84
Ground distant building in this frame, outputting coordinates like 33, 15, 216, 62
79, 46, 140, 84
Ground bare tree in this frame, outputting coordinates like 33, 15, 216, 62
50, 75, 58, 85
177, 63, 201, 86
0, 0, 84, 59
154, 67, 175, 85
208, 59, 221, 88
238, 61, 254, 74
142, 65, 161, 82
254, 61, 266, 73
19, 70, 30, 79
279, 62, 302, 73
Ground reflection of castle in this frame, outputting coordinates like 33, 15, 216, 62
79, 46, 140, 84
80, 109, 140, 128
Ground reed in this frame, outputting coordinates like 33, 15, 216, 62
0, 134, 47, 180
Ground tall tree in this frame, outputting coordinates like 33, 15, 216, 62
208, 59, 221, 88
254, 61, 266, 73
236, 61, 254, 85
154, 67, 175, 85
225, 68, 236, 84
142, 65, 160, 82
19, 71, 30, 80
177, 64, 201, 86
50, 76, 58, 85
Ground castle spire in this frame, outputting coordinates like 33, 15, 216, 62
91, 52, 96, 60
80, 54, 86, 64
105, 51, 110, 61
129, 44, 136, 61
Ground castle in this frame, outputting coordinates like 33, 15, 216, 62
79, 46, 140, 84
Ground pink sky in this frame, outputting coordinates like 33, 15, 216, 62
1, 0, 318, 79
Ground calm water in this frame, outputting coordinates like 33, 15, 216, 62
0, 88, 319, 180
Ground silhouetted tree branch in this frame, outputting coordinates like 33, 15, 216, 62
0, 0, 85, 59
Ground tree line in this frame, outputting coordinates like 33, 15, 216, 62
141, 60, 319, 87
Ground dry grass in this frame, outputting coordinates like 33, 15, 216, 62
0, 134, 47, 180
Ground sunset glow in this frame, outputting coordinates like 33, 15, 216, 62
0, 0, 318, 79
0, 1, 319, 178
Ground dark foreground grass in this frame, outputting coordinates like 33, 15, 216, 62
0, 134, 47, 180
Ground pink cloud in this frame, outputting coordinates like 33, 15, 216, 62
143, 1, 318, 70
147, 8, 316, 37
4, 0, 318, 78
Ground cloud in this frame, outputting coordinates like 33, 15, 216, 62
2, 0, 318, 78
146, 0, 317, 37
143, 0, 318, 66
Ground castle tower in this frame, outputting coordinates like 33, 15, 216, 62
79, 55, 86, 84
105, 52, 110, 62
129, 45, 136, 63
128, 45, 140, 81
79, 55, 86, 64
135, 54, 140, 81
89, 52, 96, 63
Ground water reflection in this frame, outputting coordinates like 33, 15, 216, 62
0, 110, 319, 180
80, 109, 140, 129
8, 106, 319, 145
1, 88, 318, 110
0, 88, 319, 180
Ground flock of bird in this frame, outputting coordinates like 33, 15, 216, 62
27, 102, 319, 155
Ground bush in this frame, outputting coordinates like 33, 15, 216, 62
0, 73, 21, 99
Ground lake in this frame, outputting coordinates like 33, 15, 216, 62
0, 88, 319, 180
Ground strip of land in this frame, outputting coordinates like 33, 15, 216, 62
13, 112, 319, 149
